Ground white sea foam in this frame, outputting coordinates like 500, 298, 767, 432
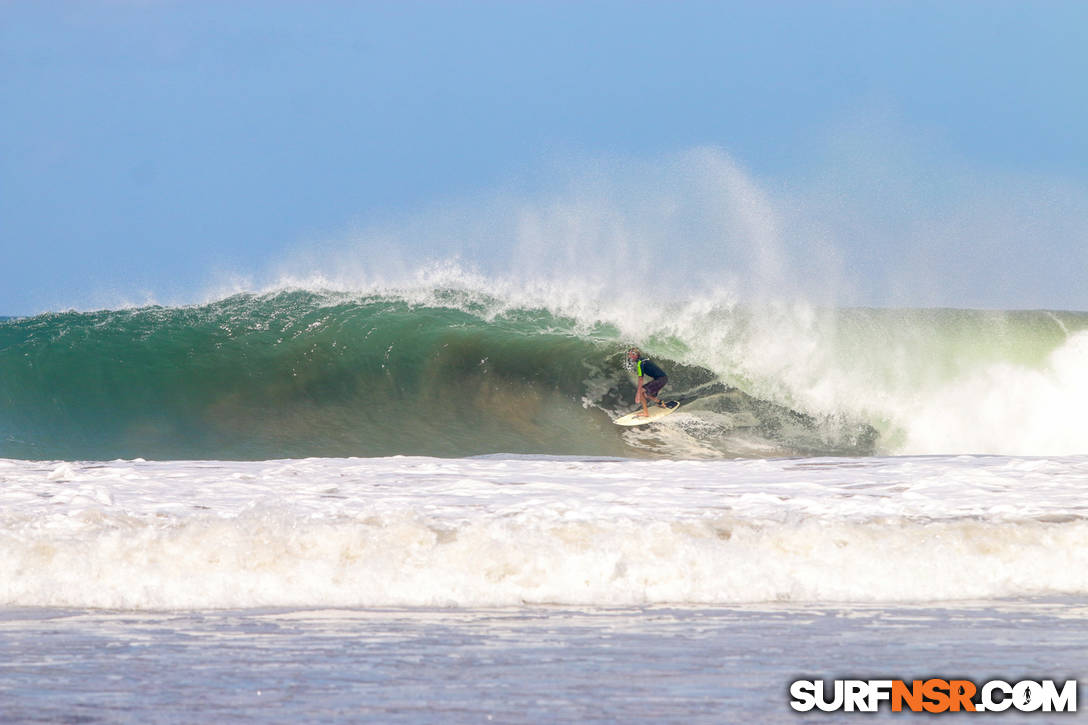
898, 330, 1088, 455
3, 455, 1087, 609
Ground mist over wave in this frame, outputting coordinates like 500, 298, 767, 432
6, 148, 1088, 459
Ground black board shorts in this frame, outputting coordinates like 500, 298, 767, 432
645, 375, 667, 398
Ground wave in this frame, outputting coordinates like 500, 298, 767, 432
2, 283, 1087, 459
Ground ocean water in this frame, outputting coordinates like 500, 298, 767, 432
3, 284, 1088, 721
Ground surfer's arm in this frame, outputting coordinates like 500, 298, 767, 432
635, 375, 645, 403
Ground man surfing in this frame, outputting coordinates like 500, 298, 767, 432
627, 347, 669, 417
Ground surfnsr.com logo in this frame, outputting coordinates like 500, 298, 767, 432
789, 679, 1077, 713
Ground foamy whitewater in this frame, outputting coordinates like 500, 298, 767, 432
4, 454, 1088, 609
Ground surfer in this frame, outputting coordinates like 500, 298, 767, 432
627, 347, 669, 417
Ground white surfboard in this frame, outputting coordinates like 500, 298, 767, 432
613, 401, 680, 426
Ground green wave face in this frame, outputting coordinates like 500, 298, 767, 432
3, 291, 1086, 460
0, 292, 636, 460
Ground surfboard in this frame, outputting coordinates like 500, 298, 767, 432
613, 401, 680, 426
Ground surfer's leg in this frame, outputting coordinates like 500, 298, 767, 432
645, 376, 667, 405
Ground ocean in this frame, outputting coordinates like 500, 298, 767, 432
3, 284, 1088, 722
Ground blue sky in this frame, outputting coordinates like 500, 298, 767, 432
3, 1, 1087, 314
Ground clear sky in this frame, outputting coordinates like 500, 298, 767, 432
3, 1, 1087, 315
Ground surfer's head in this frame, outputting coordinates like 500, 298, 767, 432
627, 347, 639, 360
